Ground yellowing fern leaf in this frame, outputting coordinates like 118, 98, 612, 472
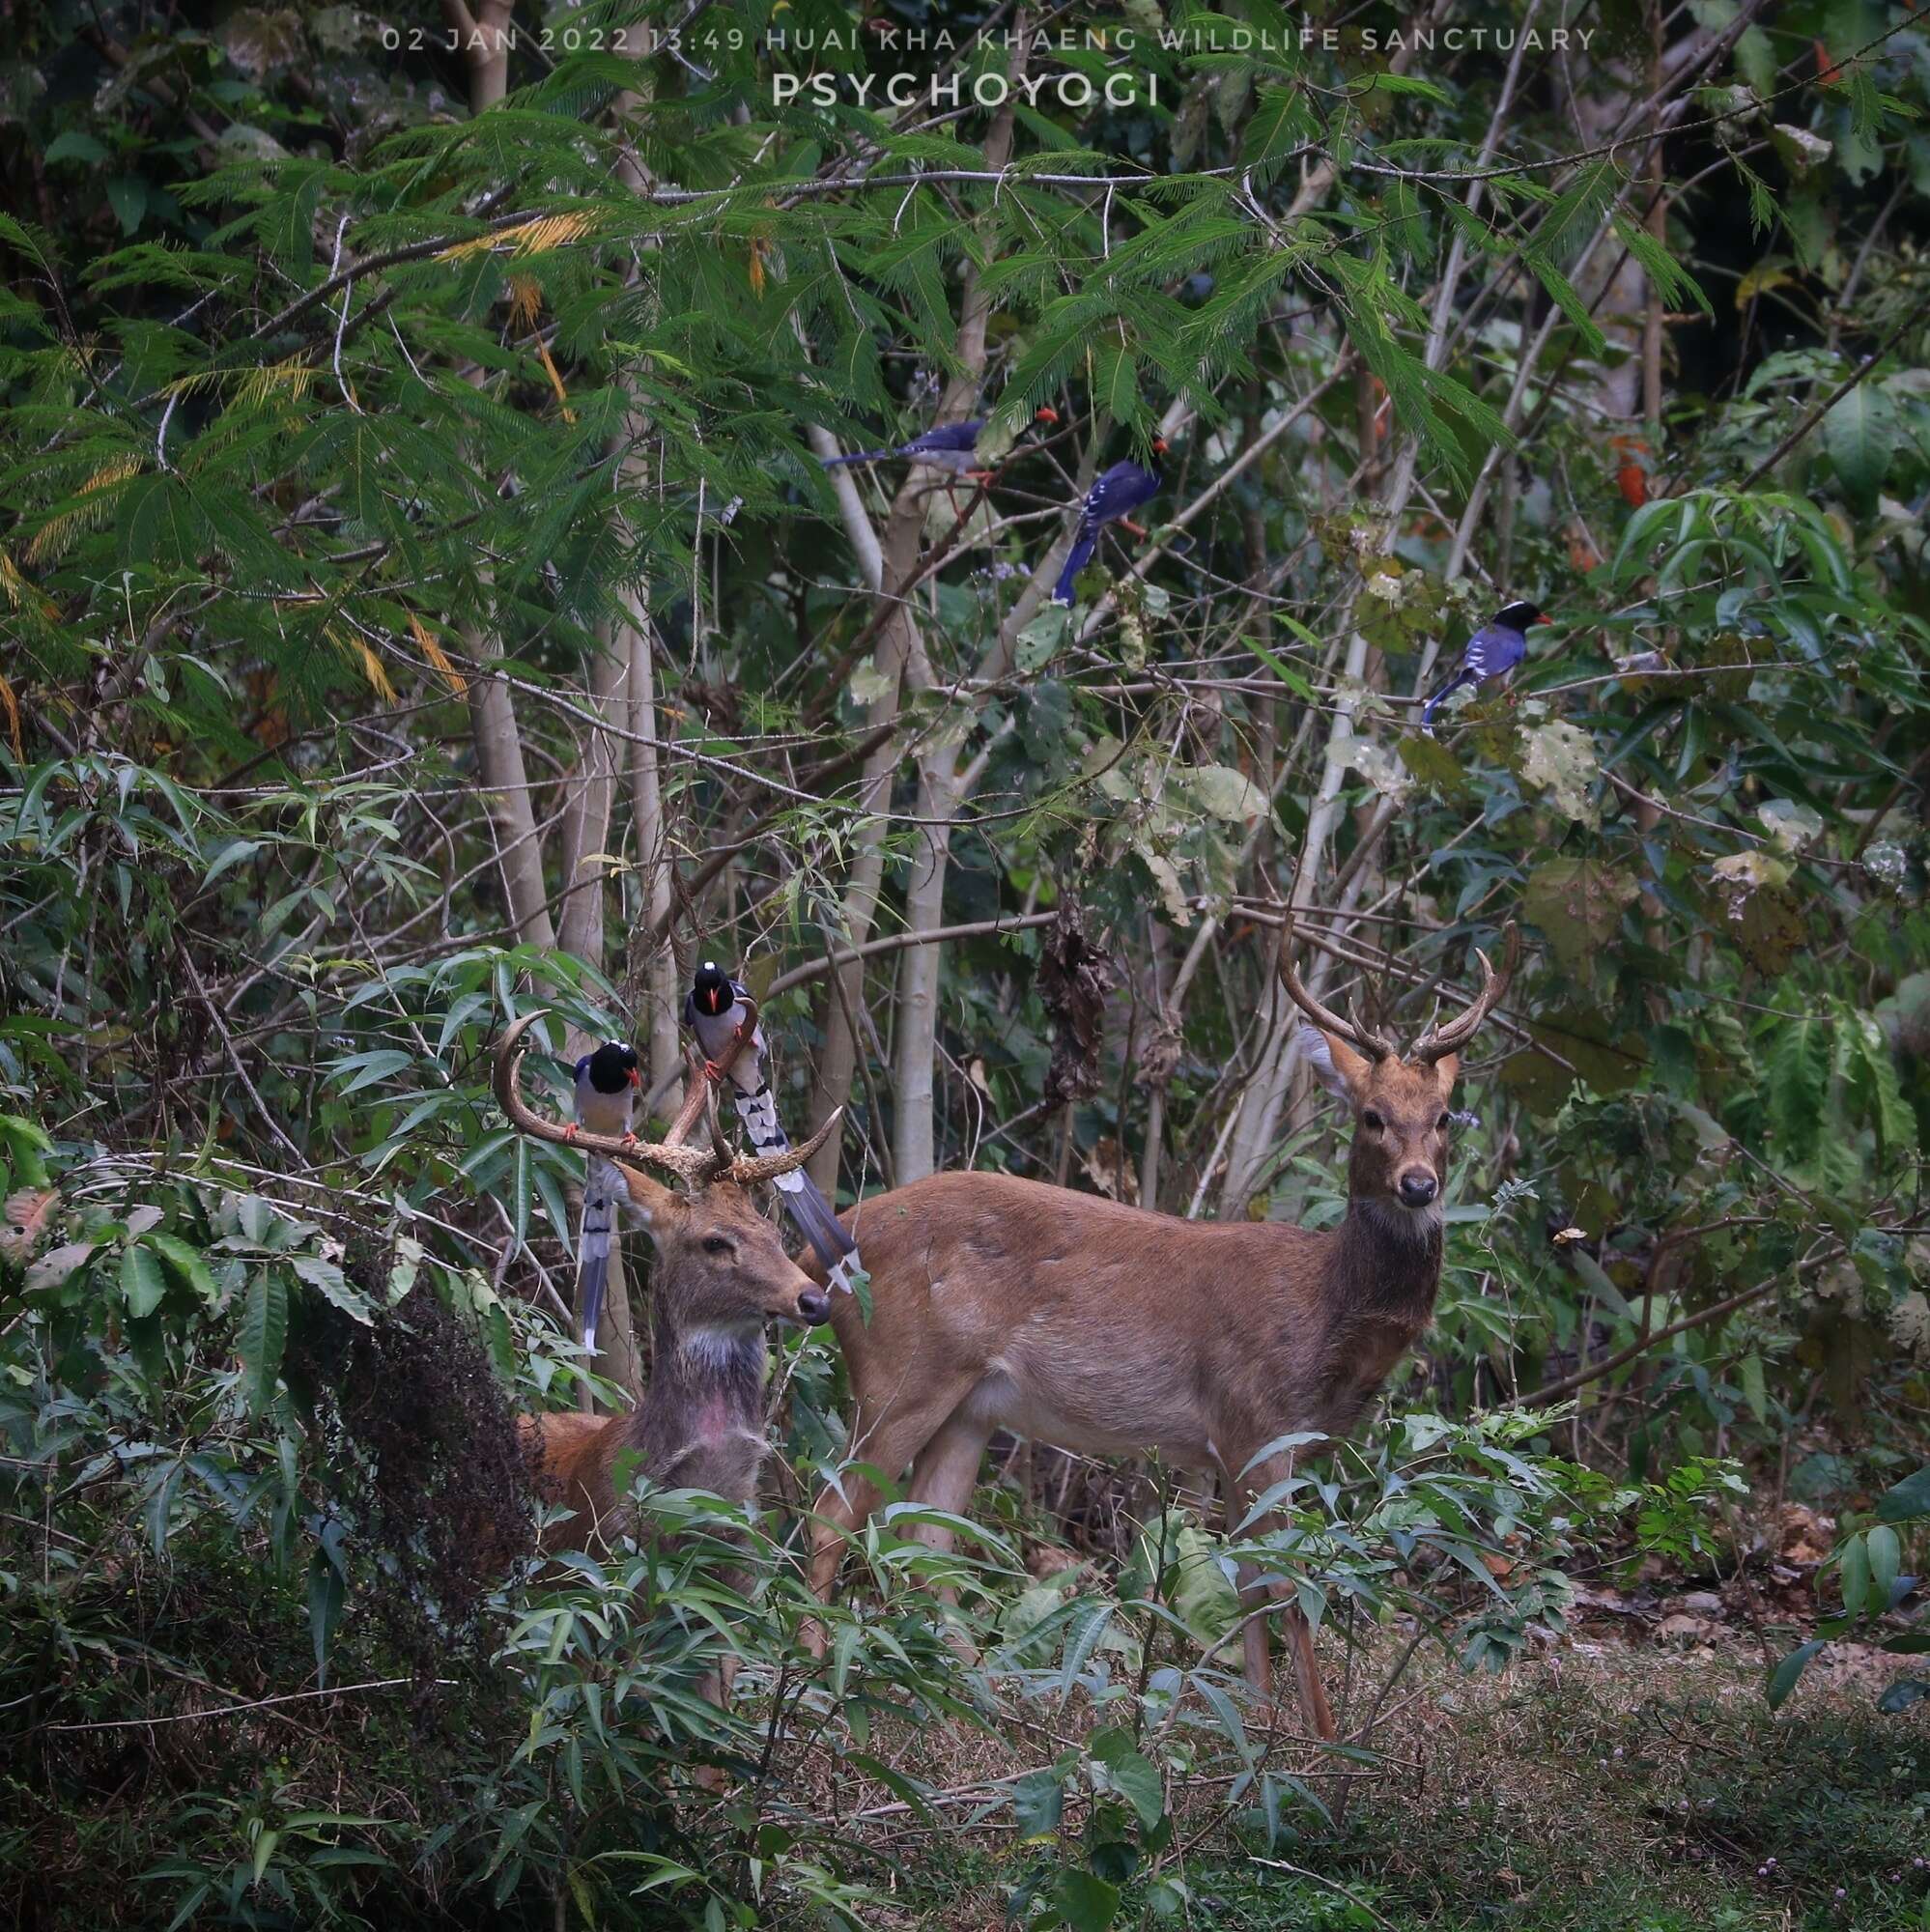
238, 355, 320, 411
23, 457, 141, 564
327, 625, 397, 702
438, 211, 596, 264
408, 613, 467, 696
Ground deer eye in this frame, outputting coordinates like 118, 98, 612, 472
1437, 1112, 1452, 1131
1361, 1110, 1385, 1132
701, 1236, 733, 1257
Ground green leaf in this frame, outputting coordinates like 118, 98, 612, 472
1523, 859, 1638, 969
1865, 1524, 1900, 1613
1012, 1769, 1064, 1841
149, 1233, 218, 1304
328, 1049, 415, 1094
1876, 1463, 1930, 1524
1050, 1868, 1121, 1932
45, 130, 108, 166
120, 1242, 168, 1319
289, 1253, 376, 1324
1766, 1638, 1826, 1709
1242, 86, 1313, 171
1877, 1677, 1930, 1715
106, 178, 149, 236
239, 1268, 289, 1416
1839, 1532, 1870, 1620
308, 1546, 346, 1689
1823, 384, 1900, 502
1096, 1746, 1163, 1831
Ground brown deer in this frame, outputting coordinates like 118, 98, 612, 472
804, 925, 1517, 1739
494, 1011, 836, 1550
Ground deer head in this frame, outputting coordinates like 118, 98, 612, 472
494, 1010, 837, 1331
1279, 924, 1518, 1223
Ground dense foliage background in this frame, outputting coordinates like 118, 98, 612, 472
2, 0, 1928, 1923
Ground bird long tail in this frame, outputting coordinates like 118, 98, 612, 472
1052, 527, 1098, 606
729, 1085, 857, 1270
579, 1159, 617, 1356
820, 449, 891, 468
786, 1169, 859, 1272
1420, 668, 1476, 736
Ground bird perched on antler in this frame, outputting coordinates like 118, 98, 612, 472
1420, 601, 1549, 735
683, 962, 862, 1294
1052, 442, 1168, 606
570, 1039, 640, 1357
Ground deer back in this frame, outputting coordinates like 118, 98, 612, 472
818, 1170, 1378, 1471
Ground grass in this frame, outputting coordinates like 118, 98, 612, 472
847, 1627, 1930, 1931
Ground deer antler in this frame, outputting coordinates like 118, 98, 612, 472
1276, 923, 1395, 1062
1407, 923, 1519, 1064
494, 1009, 840, 1189
495, 1010, 719, 1185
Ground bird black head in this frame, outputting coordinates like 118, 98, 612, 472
583, 1039, 640, 1093
691, 959, 733, 1018
1494, 600, 1547, 631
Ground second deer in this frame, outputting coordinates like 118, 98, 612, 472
805, 924, 1517, 1740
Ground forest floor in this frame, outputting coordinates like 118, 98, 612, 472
833, 1572, 1928, 1931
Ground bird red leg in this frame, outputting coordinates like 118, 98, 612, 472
1119, 518, 1148, 540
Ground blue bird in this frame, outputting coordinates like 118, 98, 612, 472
821, 408, 1058, 476
683, 962, 861, 1295
821, 419, 986, 473
1420, 601, 1548, 735
571, 1038, 640, 1357
1052, 442, 1168, 606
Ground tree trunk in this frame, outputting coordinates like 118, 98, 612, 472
555, 629, 627, 966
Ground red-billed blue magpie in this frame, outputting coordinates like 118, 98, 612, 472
572, 1039, 640, 1356
1420, 601, 1548, 735
821, 408, 1058, 476
1051, 441, 1168, 606
683, 962, 860, 1294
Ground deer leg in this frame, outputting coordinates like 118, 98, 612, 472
906, 1402, 993, 1549
1227, 1450, 1337, 1739
803, 1376, 983, 1651
1226, 1479, 1276, 1708
1284, 1602, 1336, 1741
900, 1403, 995, 1660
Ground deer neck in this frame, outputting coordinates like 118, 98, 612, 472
629, 1302, 770, 1486
1331, 1196, 1444, 1319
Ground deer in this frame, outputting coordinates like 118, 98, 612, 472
802, 923, 1518, 1741
494, 1010, 836, 1556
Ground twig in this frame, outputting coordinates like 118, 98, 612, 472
44, 1675, 454, 1732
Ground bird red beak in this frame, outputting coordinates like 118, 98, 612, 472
627, 1067, 641, 1088
1034, 406, 1060, 424
1152, 437, 1169, 454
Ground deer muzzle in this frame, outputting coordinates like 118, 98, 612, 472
1398, 1170, 1439, 1208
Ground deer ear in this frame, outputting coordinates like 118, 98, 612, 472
1297, 1024, 1369, 1099
1431, 1053, 1462, 1094
615, 1163, 678, 1228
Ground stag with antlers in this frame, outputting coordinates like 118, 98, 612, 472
494, 1009, 837, 1548
802, 923, 1518, 1741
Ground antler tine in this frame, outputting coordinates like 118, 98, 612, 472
1408, 923, 1520, 1064
1275, 923, 1395, 1062
705, 1087, 735, 1170
493, 1009, 717, 1186
726, 1107, 841, 1187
